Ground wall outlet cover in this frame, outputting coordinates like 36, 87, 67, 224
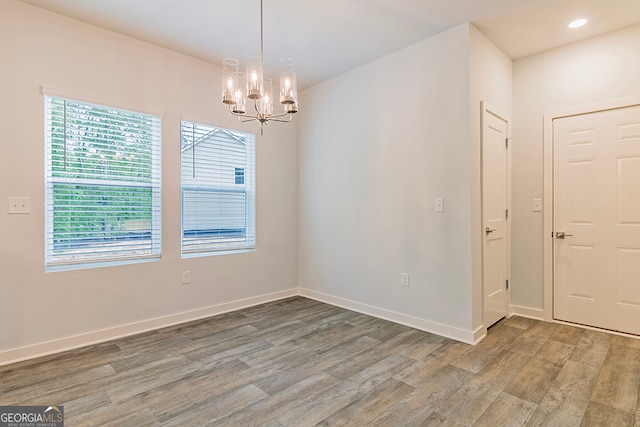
8, 197, 31, 214
401, 273, 409, 287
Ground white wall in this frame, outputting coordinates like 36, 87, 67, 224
512, 24, 640, 313
298, 23, 512, 342
0, 0, 299, 363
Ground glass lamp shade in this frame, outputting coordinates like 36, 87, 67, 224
222, 58, 239, 104
279, 59, 297, 105
257, 78, 273, 116
231, 72, 246, 114
246, 54, 263, 100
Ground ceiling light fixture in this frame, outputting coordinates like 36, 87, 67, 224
222, 0, 298, 135
568, 18, 589, 29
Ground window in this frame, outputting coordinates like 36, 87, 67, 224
181, 121, 255, 255
44, 96, 161, 269
234, 167, 245, 185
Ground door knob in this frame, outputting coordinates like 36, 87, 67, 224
485, 227, 496, 235
555, 231, 573, 239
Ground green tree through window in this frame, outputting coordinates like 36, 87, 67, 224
45, 96, 161, 268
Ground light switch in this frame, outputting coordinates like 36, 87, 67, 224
532, 198, 542, 212
435, 198, 444, 213
8, 197, 31, 214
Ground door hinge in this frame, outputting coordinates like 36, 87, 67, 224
505, 209, 509, 219
506, 137, 511, 148
506, 279, 509, 289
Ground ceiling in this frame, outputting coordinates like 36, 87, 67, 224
17, 0, 640, 89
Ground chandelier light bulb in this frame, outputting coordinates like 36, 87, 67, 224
222, 57, 239, 104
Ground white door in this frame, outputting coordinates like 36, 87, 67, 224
482, 104, 509, 327
554, 104, 640, 335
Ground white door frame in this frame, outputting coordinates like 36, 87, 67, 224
542, 96, 640, 321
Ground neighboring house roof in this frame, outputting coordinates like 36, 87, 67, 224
181, 126, 246, 152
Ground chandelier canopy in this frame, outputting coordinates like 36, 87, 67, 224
222, 0, 298, 134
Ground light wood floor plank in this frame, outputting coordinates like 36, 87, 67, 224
526, 390, 588, 427
568, 328, 612, 368
314, 377, 414, 427
213, 372, 341, 427
473, 392, 537, 427
439, 377, 503, 426
590, 342, 640, 413
581, 400, 635, 426
503, 356, 563, 404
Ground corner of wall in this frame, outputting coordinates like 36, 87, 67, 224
468, 23, 514, 332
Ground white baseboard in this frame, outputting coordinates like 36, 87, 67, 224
0, 288, 298, 366
509, 304, 545, 321
1, 286, 488, 366
473, 326, 488, 344
299, 288, 479, 344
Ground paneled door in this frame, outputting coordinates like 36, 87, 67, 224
554, 104, 640, 335
482, 103, 509, 328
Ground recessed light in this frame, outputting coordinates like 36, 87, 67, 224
568, 18, 589, 29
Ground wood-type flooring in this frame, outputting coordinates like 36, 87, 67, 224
1, 296, 639, 426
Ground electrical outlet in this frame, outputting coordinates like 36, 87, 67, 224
8, 197, 31, 214
401, 273, 409, 287
182, 270, 191, 285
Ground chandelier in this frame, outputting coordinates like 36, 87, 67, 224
222, 0, 298, 135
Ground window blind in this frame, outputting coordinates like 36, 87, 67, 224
180, 121, 255, 254
44, 96, 162, 267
